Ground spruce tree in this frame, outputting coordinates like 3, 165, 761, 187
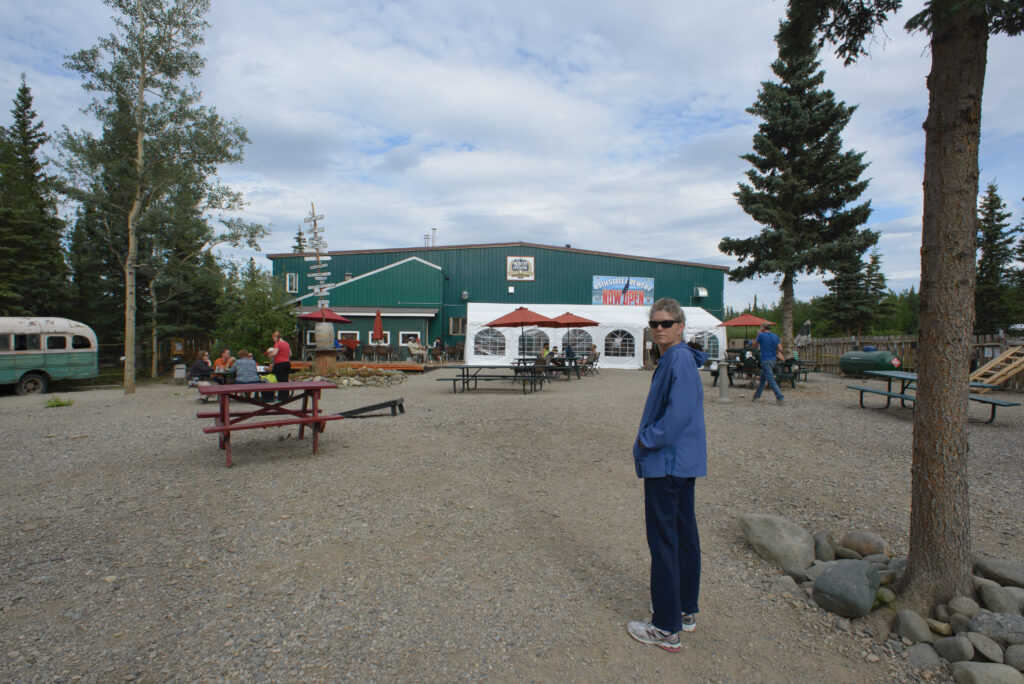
720, 14, 877, 351
820, 249, 888, 335
974, 182, 1018, 334
292, 225, 306, 253
0, 75, 67, 315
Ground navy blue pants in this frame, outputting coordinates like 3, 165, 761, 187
644, 475, 700, 633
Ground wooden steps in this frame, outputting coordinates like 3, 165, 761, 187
970, 346, 1024, 393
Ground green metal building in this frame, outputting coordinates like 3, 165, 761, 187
267, 242, 727, 354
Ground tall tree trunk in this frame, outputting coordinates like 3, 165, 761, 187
124, 204, 138, 394
780, 271, 795, 353
901, 3, 987, 612
123, 0, 144, 396
150, 278, 159, 379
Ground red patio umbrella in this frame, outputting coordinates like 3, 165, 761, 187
717, 313, 775, 344
296, 309, 352, 324
549, 312, 599, 353
485, 307, 558, 358
372, 309, 384, 342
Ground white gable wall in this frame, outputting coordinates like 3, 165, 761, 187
465, 303, 725, 369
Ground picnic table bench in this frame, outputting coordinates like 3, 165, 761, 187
197, 380, 343, 467
848, 370, 1020, 423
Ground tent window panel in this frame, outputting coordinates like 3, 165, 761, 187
518, 329, 549, 357
561, 329, 593, 356
604, 330, 635, 357
689, 332, 719, 359
474, 329, 506, 356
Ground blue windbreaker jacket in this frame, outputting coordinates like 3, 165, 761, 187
632, 342, 709, 479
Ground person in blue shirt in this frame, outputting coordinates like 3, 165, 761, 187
627, 298, 708, 652
752, 321, 785, 404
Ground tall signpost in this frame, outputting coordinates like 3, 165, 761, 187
303, 204, 337, 373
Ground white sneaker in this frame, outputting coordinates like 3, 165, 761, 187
649, 602, 697, 633
627, 619, 681, 652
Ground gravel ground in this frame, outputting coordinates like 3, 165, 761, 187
1, 368, 1021, 683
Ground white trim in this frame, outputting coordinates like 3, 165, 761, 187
285, 256, 442, 305
334, 311, 435, 318
285, 272, 298, 293
399, 330, 422, 345
305, 329, 317, 345
338, 330, 360, 341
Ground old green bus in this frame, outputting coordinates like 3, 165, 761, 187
0, 317, 99, 395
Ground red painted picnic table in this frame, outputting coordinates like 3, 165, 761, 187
197, 380, 343, 467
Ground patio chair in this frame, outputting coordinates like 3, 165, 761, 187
446, 345, 460, 361
581, 351, 600, 376
361, 345, 377, 362
429, 348, 443, 364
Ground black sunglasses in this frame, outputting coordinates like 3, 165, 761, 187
649, 320, 679, 329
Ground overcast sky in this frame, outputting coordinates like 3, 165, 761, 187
2, 0, 1022, 311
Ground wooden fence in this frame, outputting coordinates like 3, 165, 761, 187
796, 334, 1024, 391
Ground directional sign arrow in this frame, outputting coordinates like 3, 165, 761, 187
304, 214, 325, 223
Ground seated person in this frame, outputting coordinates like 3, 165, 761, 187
230, 349, 263, 384
539, 343, 551, 359
212, 348, 234, 371
406, 338, 427, 363
188, 351, 213, 382
550, 346, 566, 366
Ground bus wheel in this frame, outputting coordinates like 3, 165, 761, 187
16, 373, 47, 396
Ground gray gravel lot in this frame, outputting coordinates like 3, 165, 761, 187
2, 369, 1021, 682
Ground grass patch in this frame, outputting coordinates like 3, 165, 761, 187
44, 396, 74, 408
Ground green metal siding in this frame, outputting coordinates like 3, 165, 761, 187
273, 245, 727, 338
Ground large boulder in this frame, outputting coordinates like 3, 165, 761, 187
813, 530, 836, 562
895, 609, 936, 644
839, 531, 888, 557
971, 611, 1024, 646
977, 559, 1024, 590
811, 560, 880, 618
740, 514, 815, 570
1005, 644, 1024, 673
951, 662, 1024, 684
934, 635, 975, 662
981, 585, 1024, 616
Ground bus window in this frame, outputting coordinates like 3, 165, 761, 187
14, 334, 41, 351
47, 335, 68, 350
72, 335, 93, 349
0, 334, 9, 350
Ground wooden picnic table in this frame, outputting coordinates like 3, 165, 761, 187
197, 380, 343, 467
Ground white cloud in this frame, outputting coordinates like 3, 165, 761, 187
2, 0, 1022, 310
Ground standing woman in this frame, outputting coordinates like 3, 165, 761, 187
627, 297, 708, 652
269, 331, 291, 401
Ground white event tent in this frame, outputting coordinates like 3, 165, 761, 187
464, 303, 725, 369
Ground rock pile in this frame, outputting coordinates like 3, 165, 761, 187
741, 513, 1024, 681
303, 368, 408, 388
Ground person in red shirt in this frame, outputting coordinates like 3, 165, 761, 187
269, 331, 291, 401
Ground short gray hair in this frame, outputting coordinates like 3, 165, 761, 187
649, 297, 685, 323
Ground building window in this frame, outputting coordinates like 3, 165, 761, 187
400, 331, 422, 345
474, 329, 506, 356
372, 331, 391, 345
688, 331, 719, 359
46, 336, 68, 350
518, 329, 549, 357
286, 273, 298, 293
339, 331, 359, 342
0, 334, 9, 350
561, 329, 593, 356
605, 330, 635, 357
305, 329, 317, 346
72, 335, 92, 349
450, 317, 466, 335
